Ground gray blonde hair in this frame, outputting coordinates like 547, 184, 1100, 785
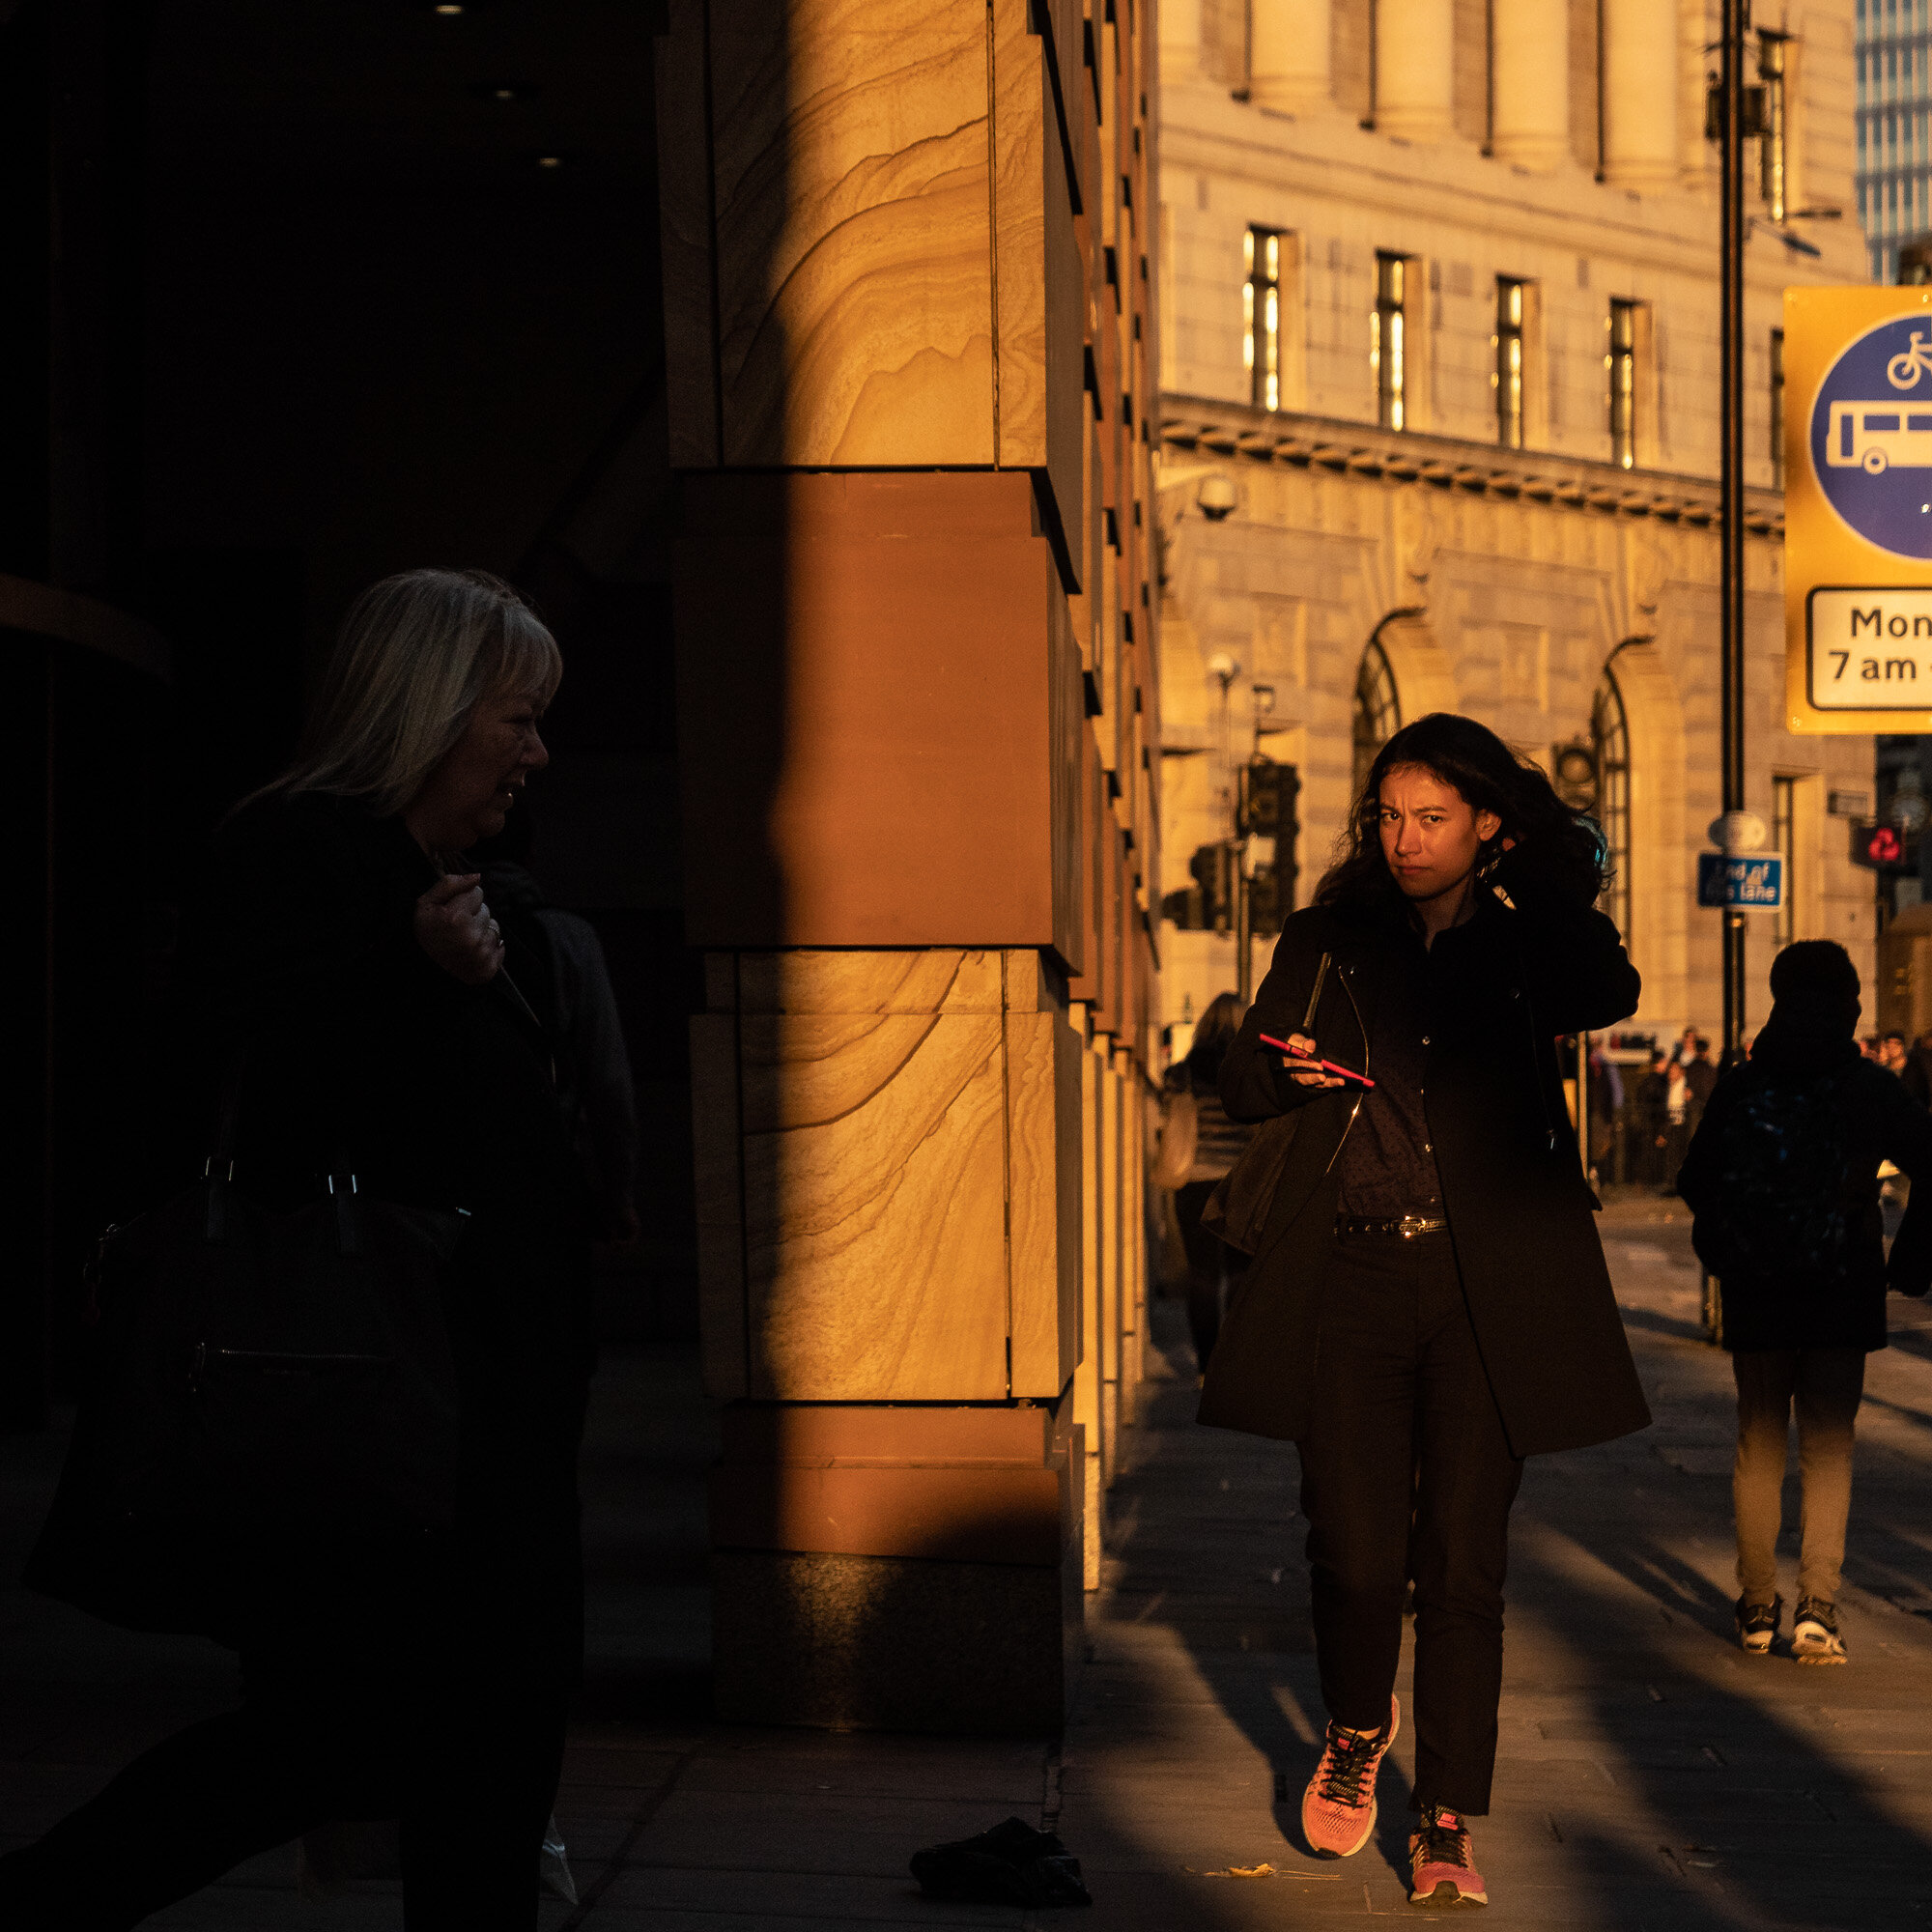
266, 568, 560, 816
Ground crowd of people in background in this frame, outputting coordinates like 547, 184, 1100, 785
1611, 1022, 1932, 1194
1626, 1028, 1719, 1188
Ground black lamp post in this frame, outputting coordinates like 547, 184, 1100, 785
1719, 0, 1748, 1062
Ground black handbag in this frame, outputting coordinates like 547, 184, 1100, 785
24, 1074, 465, 1640
1201, 1111, 1300, 1255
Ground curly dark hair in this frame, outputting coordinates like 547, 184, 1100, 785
1313, 711, 1612, 915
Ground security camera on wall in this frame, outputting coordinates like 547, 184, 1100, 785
1197, 473, 1237, 520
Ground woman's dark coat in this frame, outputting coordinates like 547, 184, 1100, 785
166, 791, 593, 1678
1676, 1012, 1932, 1353
1200, 846, 1651, 1459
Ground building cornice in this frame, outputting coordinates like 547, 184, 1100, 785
1158, 399, 1785, 538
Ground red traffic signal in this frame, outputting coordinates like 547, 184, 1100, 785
1852, 821, 1918, 872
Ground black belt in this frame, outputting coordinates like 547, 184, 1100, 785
1336, 1213, 1449, 1239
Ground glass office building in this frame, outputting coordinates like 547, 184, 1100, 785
1861, 0, 1932, 281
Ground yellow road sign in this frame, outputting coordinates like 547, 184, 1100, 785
1785, 285, 1932, 734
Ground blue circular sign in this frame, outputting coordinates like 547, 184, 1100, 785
1812, 311, 1932, 558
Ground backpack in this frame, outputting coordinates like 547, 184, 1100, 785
1690, 1067, 1852, 1283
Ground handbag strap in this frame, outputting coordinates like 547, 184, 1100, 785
202, 1058, 245, 1244
200, 1056, 360, 1255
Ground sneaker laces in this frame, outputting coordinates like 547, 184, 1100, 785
1413, 1808, 1471, 1869
1314, 1722, 1384, 1806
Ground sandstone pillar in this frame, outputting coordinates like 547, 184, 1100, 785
1250, 0, 1331, 115
1375, 0, 1456, 145
1601, 0, 1679, 188
1489, 0, 1568, 172
657, 0, 1157, 1731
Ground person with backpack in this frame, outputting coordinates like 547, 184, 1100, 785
1677, 941, 1932, 1664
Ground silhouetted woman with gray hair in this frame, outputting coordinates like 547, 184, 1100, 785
2, 568, 592, 1929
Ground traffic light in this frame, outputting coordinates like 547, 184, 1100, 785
1851, 821, 1920, 872
1158, 765, 1302, 934
1160, 841, 1237, 932
1192, 841, 1236, 932
1239, 760, 1300, 928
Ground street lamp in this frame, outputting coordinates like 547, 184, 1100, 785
1719, 0, 1747, 1064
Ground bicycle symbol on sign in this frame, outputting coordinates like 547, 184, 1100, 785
1889, 331, 1932, 388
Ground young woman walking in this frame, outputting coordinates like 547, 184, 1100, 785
1202, 712, 1651, 1910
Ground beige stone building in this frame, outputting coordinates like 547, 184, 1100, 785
1155, 0, 1878, 1046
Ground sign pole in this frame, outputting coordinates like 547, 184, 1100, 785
1720, 0, 1748, 1062
1235, 767, 1253, 1007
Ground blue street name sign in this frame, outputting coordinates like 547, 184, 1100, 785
1697, 852, 1784, 908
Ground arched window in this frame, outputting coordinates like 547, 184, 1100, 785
1592, 666, 1632, 944
1352, 637, 1401, 803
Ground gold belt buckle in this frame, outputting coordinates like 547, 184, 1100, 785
1398, 1214, 1429, 1238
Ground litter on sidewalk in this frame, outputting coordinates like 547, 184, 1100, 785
909, 1816, 1093, 1907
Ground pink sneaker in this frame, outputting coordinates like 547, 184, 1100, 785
1407, 1804, 1488, 1908
1300, 1695, 1400, 1859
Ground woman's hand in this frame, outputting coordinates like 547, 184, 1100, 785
414, 872, 503, 984
1279, 1032, 1345, 1089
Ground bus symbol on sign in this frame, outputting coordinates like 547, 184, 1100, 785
1827, 401, 1932, 475
1809, 316, 1932, 558
1782, 287, 1932, 735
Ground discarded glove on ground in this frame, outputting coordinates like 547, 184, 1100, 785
909, 1816, 1093, 1907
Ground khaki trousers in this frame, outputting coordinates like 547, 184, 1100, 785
1732, 1346, 1866, 1607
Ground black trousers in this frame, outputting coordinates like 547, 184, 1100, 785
0, 1640, 570, 1931
1174, 1179, 1251, 1370
1297, 1232, 1523, 1816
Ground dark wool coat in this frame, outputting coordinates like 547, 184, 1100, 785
1676, 1013, 1932, 1353
1199, 846, 1652, 1459
167, 792, 594, 1679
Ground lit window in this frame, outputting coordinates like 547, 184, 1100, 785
1495, 277, 1526, 450
1244, 228, 1284, 412
1608, 298, 1639, 469
1770, 327, 1786, 488
1760, 33, 1788, 222
1373, 252, 1407, 432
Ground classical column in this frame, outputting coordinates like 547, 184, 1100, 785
1601, 0, 1680, 187
1489, 0, 1569, 172
1375, 0, 1456, 144
658, 0, 1157, 1731
1250, 0, 1331, 114
1159, 0, 1201, 77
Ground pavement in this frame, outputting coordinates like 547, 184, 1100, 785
11, 1196, 1932, 1928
